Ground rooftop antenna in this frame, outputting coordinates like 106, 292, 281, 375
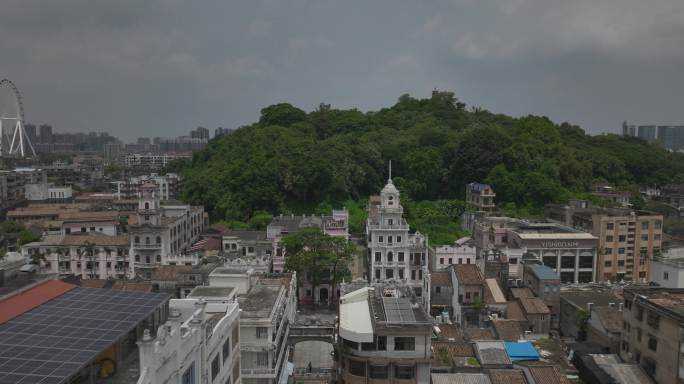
388, 160, 392, 182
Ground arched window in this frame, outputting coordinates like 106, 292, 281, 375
156, 236, 161, 244
134, 236, 140, 244
145, 255, 151, 264
387, 252, 394, 262
145, 202, 150, 209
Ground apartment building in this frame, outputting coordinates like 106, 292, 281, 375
0, 168, 47, 215
620, 287, 684, 384
129, 183, 206, 279
450, 264, 485, 327
22, 233, 132, 279
546, 203, 663, 282
238, 276, 297, 384
267, 209, 349, 304
112, 173, 182, 201
338, 286, 433, 384
462, 182, 496, 232
366, 178, 430, 302
522, 263, 560, 328
137, 288, 241, 384
432, 237, 476, 271
651, 248, 684, 288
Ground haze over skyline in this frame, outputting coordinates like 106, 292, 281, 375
2, 0, 684, 142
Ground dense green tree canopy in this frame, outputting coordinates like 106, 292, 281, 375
169, 91, 684, 226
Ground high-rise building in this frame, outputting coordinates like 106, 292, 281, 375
23, 124, 37, 144
191, 126, 210, 140
39, 124, 53, 144
637, 125, 657, 141
657, 125, 684, 151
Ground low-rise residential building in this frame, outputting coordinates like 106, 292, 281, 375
238, 275, 297, 384
137, 287, 241, 384
268, 209, 349, 304
0, 168, 47, 216
22, 233, 132, 279
620, 287, 684, 384
560, 288, 621, 339
462, 182, 496, 232
484, 278, 507, 318
650, 247, 684, 288
450, 264, 485, 327
338, 286, 433, 384
587, 306, 622, 354
432, 237, 476, 271
431, 271, 453, 317
112, 173, 182, 201
222, 230, 274, 260
522, 263, 560, 327
518, 297, 551, 337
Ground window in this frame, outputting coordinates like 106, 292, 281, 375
654, 234, 661, 240
509, 258, 518, 264
156, 236, 161, 244
386, 269, 394, 279
156, 255, 161, 262
436, 286, 441, 293
418, 270, 423, 280
222, 338, 231, 362
448, 258, 452, 264
377, 336, 387, 350
375, 269, 381, 280
606, 222, 614, 230
182, 363, 195, 384
397, 236, 402, 243
349, 360, 366, 377
375, 252, 381, 262
604, 248, 613, 255
641, 235, 649, 241
648, 336, 658, 351
606, 235, 614, 242
394, 366, 415, 379
398, 269, 404, 279
135, 236, 140, 244
411, 270, 416, 280
387, 236, 393, 244
394, 337, 415, 351
459, 258, 463, 264
642, 221, 649, 230
146, 237, 151, 245
605, 261, 612, 267
618, 248, 625, 254
440, 258, 444, 265
618, 260, 625, 267
378, 236, 383, 243
664, 272, 669, 280
135, 255, 140, 262
619, 235, 626, 242
211, 355, 220, 382
369, 365, 388, 379
257, 352, 268, 366
256, 327, 268, 339
398, 252, 404, 262
655, 220, 662, 229
387, 252, 393, 262
388, 219, 393, 226
646, 312, 660, 329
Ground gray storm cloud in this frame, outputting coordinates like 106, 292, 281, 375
1, 0, 683, 141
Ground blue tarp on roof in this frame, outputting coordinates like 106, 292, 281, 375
504, 341, 540, 361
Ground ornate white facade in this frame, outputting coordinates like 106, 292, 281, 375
366, 178, 430, 303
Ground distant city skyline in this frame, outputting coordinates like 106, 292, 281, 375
2, 1, 684, 142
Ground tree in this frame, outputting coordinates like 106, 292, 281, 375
283, 227, 356, 307
18, 230, 40, 246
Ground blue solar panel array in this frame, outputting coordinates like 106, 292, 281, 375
0, 287, 168, 384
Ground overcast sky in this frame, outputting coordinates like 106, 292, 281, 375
2, 0, 683, 142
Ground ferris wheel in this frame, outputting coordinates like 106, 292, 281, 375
0, 78, 35, 158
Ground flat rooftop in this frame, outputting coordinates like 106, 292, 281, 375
238, 285, 282, 318
188, 286, 236, 298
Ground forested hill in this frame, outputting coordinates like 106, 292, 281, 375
168, 92, 684, 224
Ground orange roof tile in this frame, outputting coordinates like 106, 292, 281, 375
0, 280, 76, 324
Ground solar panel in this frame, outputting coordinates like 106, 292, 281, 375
382, 297, 416, 323
0, 286, 168, 384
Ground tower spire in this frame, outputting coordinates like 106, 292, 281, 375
389, 160, 392, 182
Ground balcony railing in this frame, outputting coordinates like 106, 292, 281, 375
133, 244, 162, 249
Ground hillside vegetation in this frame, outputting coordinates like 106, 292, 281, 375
168, 92, 684, 243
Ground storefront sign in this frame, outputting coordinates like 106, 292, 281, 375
541, 240, 579, 248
